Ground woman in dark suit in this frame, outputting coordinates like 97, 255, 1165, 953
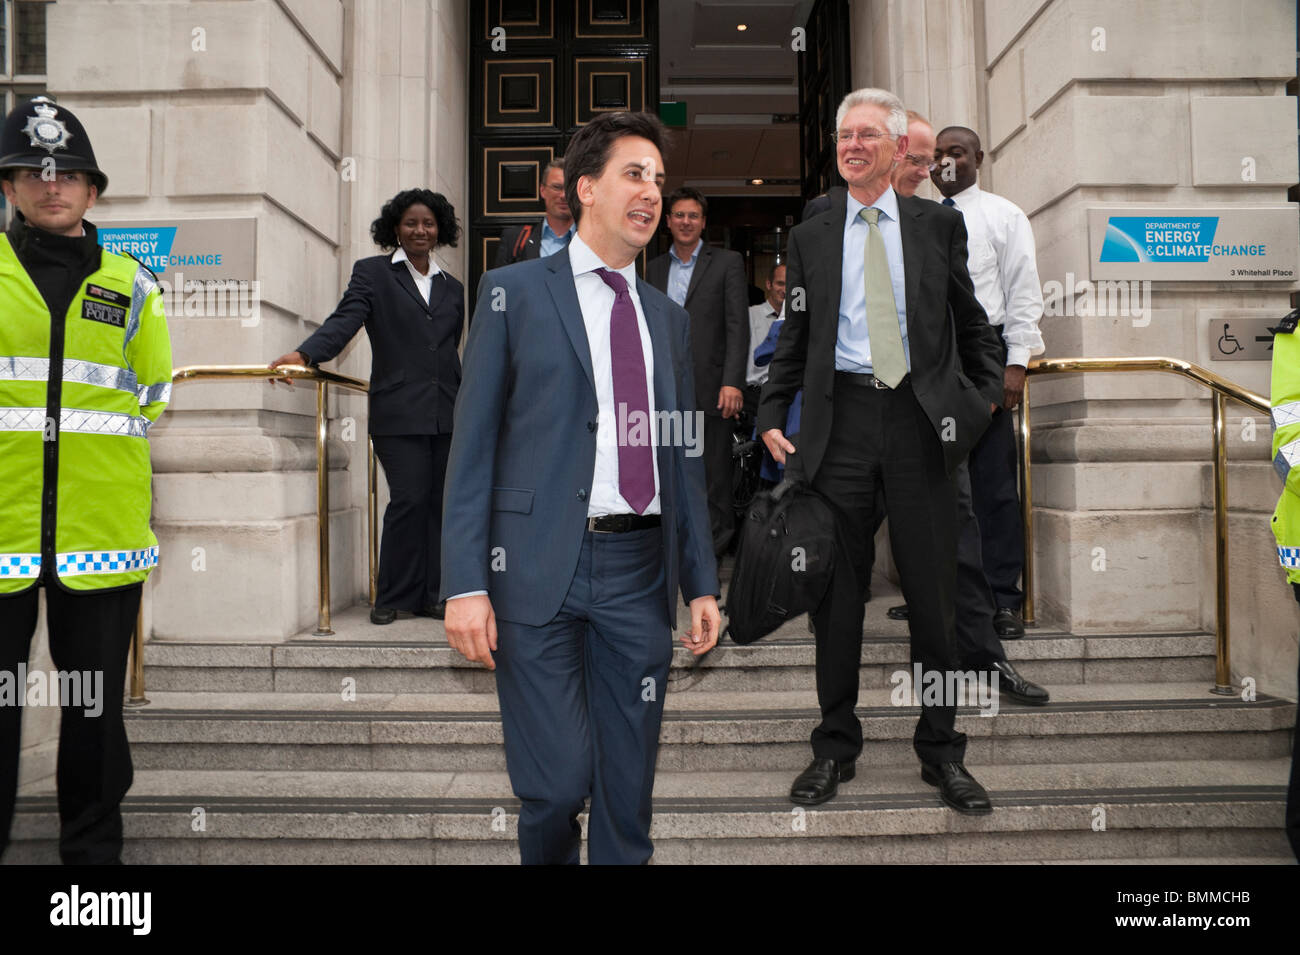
270, 189, 464, 624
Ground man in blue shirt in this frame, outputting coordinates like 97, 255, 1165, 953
494, 158, 575, 267
647, 188, 749, 555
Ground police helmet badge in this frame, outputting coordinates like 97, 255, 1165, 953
22, 97, 72, 154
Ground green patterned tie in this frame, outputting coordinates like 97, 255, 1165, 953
860, 207, 906, 387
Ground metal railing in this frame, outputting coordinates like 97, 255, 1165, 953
1020, 357, 1270, 697
126, 364, 376, 706
125, 356, 1269, 706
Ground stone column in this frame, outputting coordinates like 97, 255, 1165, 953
46, 0, 468, 643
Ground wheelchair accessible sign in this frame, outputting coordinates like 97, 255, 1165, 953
1087, 207, 1298, 282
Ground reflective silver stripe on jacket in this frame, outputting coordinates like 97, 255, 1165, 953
137, 381, 171, 405
0, 356, 140, 395
1276, 436, 1300, 483
1272, 400, 1300, 431
124, 265, 158, 349
0, 406, 150, 437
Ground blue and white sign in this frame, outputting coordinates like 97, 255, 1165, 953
1089, 207, 1297, 282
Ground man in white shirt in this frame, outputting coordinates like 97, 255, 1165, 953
932, 125, 1045, 636
744, 263, 785, 421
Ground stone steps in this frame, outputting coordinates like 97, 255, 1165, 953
115, 684, 1294, 772
8, 599, 1291, 865
9, 762, 1289, 864
142, 628, 1217, 695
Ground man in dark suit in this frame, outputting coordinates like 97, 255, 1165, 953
442, 112, 721, 865
759, 88, 1005, 813
646, 188, 749, 555
494, 158, 575, 267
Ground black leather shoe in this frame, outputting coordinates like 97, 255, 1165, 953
993, 607, 1025, 638
991, 659, 1049, 705
369, 607, 397, 625
415, 601, 446, 620
921, 761, 993, 814
886, 604, 909, 620
790, 757, 856, 806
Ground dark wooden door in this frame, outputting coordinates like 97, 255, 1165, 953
797, 0, 851, 201
469, 1, 660, 297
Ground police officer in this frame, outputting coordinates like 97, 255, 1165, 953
1270, 308, 1300, 860
0, 97, 172, 863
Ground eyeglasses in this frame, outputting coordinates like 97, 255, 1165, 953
903, 154, 937, 170
541, 182, 565, 193
669, 211, 703, 221
831, 128, 894, 145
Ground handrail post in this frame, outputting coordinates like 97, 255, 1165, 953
368, 436, 378, 607
124, 602, 149, 707
314, 380, 334, 635
1020, 384, 1035, 627
1210, 392, 1234, 695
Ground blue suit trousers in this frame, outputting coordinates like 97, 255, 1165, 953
493, 527, 673, 865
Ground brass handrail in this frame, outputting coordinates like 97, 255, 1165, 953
126, 364, 375, 706
1020, 357, 1269, 698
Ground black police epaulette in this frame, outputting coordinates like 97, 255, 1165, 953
1276, 309, 1298, 335
122, 251, 159, 282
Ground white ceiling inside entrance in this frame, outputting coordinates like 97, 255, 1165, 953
658, 0, 813, 196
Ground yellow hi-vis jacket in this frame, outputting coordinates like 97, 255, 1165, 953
0, 233, 171, 593
1271, 309, 1300, 587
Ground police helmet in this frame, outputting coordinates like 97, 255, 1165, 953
0, 96, 108, 194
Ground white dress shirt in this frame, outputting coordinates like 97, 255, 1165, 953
747, 301, 781, 386
391, 246, 441, 303
569, 233, 661, 517
944, 183, 1045, 368
836, 187, 910, 373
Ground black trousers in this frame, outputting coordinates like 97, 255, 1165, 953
867, 461, 1007, 669
1288, 582, 1300, 862
969, 404, 1024, 610
802, 374, 965, 765
0, 582, 140, 864
372, 433, 452, 612
702, 413, 734, 555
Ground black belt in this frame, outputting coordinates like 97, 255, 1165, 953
586, 514, 661, 533
834, 370, 910, 390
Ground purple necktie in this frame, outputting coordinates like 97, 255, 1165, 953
596, 268, 654, 514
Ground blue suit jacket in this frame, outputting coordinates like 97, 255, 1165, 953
440, 248, 719, 628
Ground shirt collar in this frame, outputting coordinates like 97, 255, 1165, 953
948, 183, 981, 209
541, 219, 575, 243
670, 238, 702, 266
569, 233, 637, 288
392, 246, 440, 275
846, 184, 900, 224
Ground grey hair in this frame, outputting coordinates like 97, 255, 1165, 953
834, 88, 907, 138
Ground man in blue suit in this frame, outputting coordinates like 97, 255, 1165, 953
441, 111, 721, 865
